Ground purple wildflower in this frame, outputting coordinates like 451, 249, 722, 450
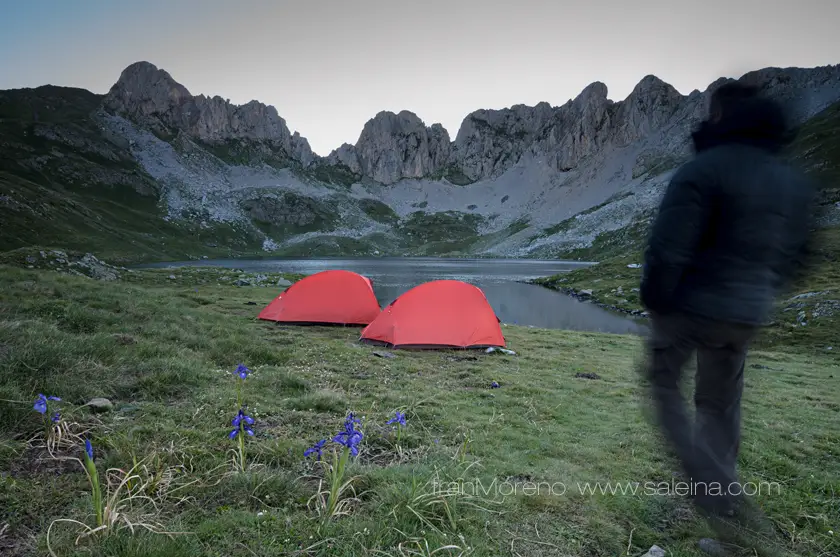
235, 364, 251, 380
33, 394, 61, 414
333, 412, 364, 456
304, 439, 327, 460
229, 409, 255, 439
386, 411, 407, 427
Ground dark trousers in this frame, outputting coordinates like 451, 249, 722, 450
645, 311, 757, 514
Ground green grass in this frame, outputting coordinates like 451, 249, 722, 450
527, 192, 639, 247
535, 224, 840, 353
787, 100, 840, 185
270, 234, 400, 258
0, 85, 102, 123
0, 172, 268, 264
303, 164, 361, 188
632, 152, 685, 180
433, 165, 475, 186
0, 265, 837, 556
359, 199, 399, 225
194, 139, 293, 170
240, 191, 340, 239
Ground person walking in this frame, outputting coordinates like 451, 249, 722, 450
639, 81, 816, 555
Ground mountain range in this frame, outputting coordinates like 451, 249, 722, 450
2, 61, 839, 262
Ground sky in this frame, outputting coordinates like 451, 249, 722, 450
1, 0, 839, 155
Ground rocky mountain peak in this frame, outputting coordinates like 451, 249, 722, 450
103, 61, 314, 166
100, 61, 840, 187
103, 61, 192, 122
451, 102, 555, 181
611, 74, 684, 146
572, 81, 609, 109
327, 110, 451, 185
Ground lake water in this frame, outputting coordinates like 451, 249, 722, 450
143, 257, 646, 335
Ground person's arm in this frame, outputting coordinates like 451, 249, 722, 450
640, 161, 712, 313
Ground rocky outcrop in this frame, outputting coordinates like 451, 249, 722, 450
326, 111, 452, 185
100, 60, 840, 187
239, 192, 338, 232
612, 75, 683, 146
528, 83, 613, 172
103, 61, 315, 166
326, 143, 362, 174
452, 102, 554, 181
451, 65, 840, 182
450, 76, 684, 181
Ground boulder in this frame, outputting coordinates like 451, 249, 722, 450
86, 397, 114, 413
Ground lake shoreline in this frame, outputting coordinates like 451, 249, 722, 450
131, 257, 642, 335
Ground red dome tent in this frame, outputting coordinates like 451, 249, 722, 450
258, 270, 381, 326
360, 280, 506, 349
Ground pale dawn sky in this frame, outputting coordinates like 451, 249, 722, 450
1, 0, 838, 155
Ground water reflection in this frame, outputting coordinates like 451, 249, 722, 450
140, 257, 645, 335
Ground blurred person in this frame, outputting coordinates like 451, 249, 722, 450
639, 81, 816, 556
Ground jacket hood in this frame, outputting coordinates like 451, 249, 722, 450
692, 96, 795, 154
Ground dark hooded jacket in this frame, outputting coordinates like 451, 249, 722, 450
639, 95, 817, 325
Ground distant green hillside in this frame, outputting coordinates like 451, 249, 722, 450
535, 100, 840, 353
3, 86, 838, 265
0, 86, 528, 263
0, 86, 266, 263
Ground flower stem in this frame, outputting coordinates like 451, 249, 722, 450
238, 429, 246, 472
83, 455, 103, 527
326, 447, 349, 518
44, 415, 51, 443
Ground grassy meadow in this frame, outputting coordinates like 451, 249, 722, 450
1, 264, 838, 557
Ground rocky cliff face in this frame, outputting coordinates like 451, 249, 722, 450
5, 60, 840, 261
104, 61, 840, 188
325, 111, 451, 185
103, 61, 315, 166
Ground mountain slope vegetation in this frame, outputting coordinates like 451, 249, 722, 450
3, 62, 840, 262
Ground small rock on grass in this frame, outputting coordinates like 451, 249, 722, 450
373, 351, 396, 359
86, 398, 114, 413
642, 546, 666, 557
575, 372, 601, 380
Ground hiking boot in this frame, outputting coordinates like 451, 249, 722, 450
731, 497, 781, 541
704, 512, 790, 557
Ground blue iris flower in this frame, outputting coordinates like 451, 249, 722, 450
229, 409, 255, 439
235, 364, 251, 380
491, 381, 500, 388
386, 411, 407, 427
51, 412, 61, 423
304, 439, 327, 460
33, 394, 61, 414
333, 412, 364, 456
85, 439, 94, 461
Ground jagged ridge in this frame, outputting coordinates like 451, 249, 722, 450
103, 61, 840, 186
3, 60, 840, 263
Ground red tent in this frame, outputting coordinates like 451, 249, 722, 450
258, 270, 381, 325
359, 280, 505, 349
